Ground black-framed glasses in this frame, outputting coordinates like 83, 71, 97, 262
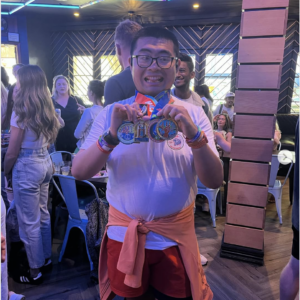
132, 55, 177, 69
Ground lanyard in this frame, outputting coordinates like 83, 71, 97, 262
134, 90, 174, 119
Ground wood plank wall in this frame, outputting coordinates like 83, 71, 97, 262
222, 0, 289, 259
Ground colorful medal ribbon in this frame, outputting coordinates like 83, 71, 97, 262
134, 90, 174, 119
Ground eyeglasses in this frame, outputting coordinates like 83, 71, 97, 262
132, 55, 177, 69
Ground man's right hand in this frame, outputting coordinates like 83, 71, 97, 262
110, 103, 144, 139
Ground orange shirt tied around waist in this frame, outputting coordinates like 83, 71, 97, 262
99, 203, 213, 300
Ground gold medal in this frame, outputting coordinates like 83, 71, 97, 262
134, 120, 149, 143
147, 119, 164, 143
156, 118, 178, 140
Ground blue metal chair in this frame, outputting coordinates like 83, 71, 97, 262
52, 174, 100, 271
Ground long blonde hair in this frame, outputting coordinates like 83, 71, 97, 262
14, 65, 60, 143
51, 75, 70, 100
1, 82, 8, 126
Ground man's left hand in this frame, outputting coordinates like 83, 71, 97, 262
157, 104, 198, 139
1, 234, 6, 263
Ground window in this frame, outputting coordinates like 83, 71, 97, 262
1, 44, 17, 85
204, 54, 233, 111
73, 56, 93, 104
100, 55, 121, 82
292, 54, 300, 114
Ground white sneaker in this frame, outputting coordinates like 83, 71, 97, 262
201, 254, 208, 266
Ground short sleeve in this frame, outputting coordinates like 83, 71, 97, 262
196, 106, 219, 158
80, 106, 108, 150
10, 111, 25, 129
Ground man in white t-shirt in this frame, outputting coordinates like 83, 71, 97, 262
213, 92, 235, 121
72, 27, 222, 300
171, 53, 213, 123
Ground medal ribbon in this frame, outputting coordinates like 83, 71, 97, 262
134, 90, 174, 120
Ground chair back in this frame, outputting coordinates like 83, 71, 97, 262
269, 155, 281, 187
52, 174, 100, 221
53, 175, 81, 220
50, 151, 72, 165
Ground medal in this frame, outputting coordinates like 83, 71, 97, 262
156, 118, 178, 140
134, 120, 149, 143
147, 119, 164, 143
117, 122, 135, 144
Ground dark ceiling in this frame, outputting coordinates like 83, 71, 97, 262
2, 0, 299, 26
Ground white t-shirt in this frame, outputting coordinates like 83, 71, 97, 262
74, 105, 103, 148
213, 104, 234, 121
81, 96, 218, 250
10, 111, 48, 149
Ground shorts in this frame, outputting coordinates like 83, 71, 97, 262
292, 225, 299, 260
106, 238, 192, 299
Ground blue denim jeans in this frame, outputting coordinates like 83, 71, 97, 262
12, 147, 53, 269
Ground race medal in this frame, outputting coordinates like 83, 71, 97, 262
147, 119, 164, 143
134, 120, 149, 143
117, 122, 135, 144
156, 118, 178, 140
167, 134, 184, 150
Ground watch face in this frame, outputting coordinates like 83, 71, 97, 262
1, 19, 8, 32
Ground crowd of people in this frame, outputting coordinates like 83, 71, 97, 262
0, 19, 298, 300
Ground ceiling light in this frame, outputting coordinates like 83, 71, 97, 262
74, 12, 80, 17
27, 4, 79, 8
193, 3, 200, 9
80, 0, 104, 9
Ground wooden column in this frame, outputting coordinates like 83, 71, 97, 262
220, 0, 289, 265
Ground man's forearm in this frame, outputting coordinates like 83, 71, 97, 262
192, 144, 223, 189
72, 142, 110, 180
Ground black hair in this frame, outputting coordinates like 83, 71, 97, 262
88, 80, 105, 105
1, 67, 9, 89
2, 83, 15, 130
130, 27, 179, 57
194, 84, 214, 103
178, 53, 194, 72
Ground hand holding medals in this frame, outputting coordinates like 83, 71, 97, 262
156, 103, 199, 140
115, 91, 181, 144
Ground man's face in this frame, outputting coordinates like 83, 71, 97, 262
174, 61, 194, 89
130, 37, 178, 97
225, 96, 234, 107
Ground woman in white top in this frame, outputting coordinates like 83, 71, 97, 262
213, 113, 232, 153
4, 65, 60, 285
74, 80, 104, 152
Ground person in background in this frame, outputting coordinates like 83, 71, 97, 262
4, 65, 60, 284
194, 84, 214, 109
213, 113, 232, 153
1, 83, 8, 126
171, 53, 212, 124
273, 122, 282, 151
12, 64, 24, 79
213, 92, 235, 121
1, 67, 10, 90
280, 118, 299, 300
104, 20, 142, 106
74, 80, 104, 152
1, 83, 24, 277
52, 75, 86, 153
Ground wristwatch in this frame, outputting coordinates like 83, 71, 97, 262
102, 128, 120, 146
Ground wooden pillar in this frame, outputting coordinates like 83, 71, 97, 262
220, 0, 289, 265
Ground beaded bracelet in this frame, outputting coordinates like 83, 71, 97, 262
96, 136, 116, 154
96, 140, 111, 154
185, 126, 202, 143
188, 132, 208, 149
